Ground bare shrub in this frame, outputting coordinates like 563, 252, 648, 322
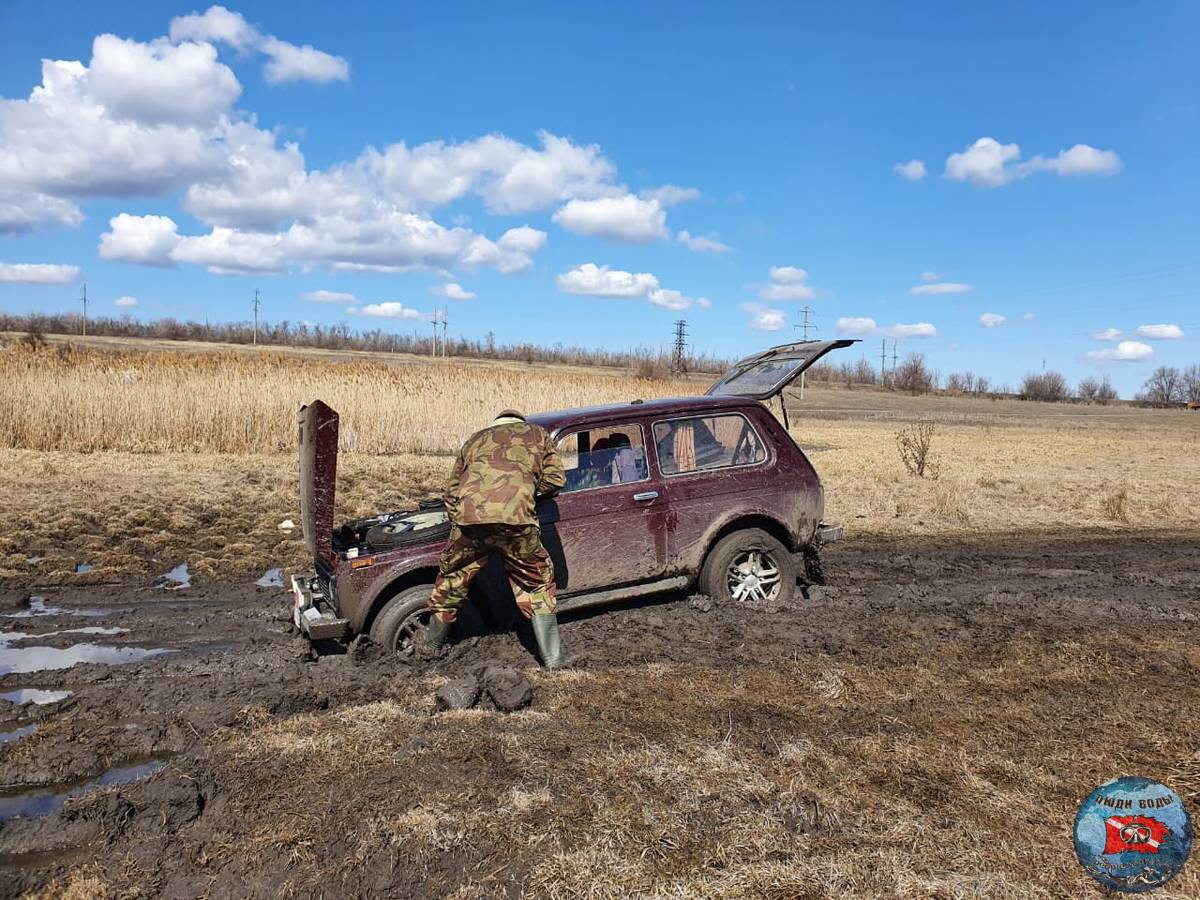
896, 421, 939, 478
632, 353, 671, 380
1101, 487, 1129, 523
1185, 364, 1200, 405
1019, 371, 1069, 403
893, 353, 934, 395
1139, 366, 1184, 406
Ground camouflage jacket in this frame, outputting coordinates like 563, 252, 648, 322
444, 421, 566, 526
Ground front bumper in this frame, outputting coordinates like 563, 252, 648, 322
291, 573, 350, 641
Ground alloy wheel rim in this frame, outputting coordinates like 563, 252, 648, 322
395, 610, 430, 655
726, 549, 782, 603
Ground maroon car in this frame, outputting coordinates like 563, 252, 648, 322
292, 339, 854, 652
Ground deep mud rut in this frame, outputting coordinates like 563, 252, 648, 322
1, 531, 1198, 897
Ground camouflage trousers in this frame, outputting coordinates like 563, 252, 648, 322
429, 523, 557, 624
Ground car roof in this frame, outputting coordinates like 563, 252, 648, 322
528, 394, 762, 433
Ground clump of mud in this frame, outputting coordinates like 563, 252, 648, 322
434, 664, 533, 712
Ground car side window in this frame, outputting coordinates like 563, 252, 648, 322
556, 425, 649, 493
653, 414, 766, 475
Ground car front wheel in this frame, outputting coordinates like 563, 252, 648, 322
699, 528, 797, 604
368, 584, 435, 654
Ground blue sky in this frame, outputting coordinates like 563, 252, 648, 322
1, 1, 1197, 395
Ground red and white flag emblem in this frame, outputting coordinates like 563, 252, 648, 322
1104, 815, 1170, 854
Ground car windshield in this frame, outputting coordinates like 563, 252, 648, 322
708, 357, 808, 397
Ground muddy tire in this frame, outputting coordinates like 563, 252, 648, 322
699, 528, 797, 604
369, 584, 434, 654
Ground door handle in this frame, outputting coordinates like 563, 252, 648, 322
633, 491, 659, 502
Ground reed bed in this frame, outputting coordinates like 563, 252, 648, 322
0, 345, 699, 455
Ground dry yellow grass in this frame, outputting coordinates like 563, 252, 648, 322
0, 344, 698, 455
1, 342, 1198, 582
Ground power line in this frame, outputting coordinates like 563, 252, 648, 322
78, 282, 88, 337
672, 319, 688, 374
252, 288, 261, 345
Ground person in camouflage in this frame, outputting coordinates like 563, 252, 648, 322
424, 409, 569, 668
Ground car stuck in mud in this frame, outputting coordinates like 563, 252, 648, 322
292, 339, 856, 654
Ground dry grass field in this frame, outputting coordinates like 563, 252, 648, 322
1, 341, 1197, 582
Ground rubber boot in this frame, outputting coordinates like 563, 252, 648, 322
531, 612, 568, 670
422, 615, 451, 655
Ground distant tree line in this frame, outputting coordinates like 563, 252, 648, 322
0, 312, 732, 375
1136, 364, 1200, 407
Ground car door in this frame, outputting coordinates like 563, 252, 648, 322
537, 420, 668, 595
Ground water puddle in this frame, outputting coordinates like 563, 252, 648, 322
157, 563, 191, 590
1, 627, 128, 643
256, 568, 284, 588
0, 690, 71, 706
0, 725, 37, 745
0, 759, 168, 823
3, 597, 114, 620
24, 556, 44, 565
0, 643, 175, 676
74, 563, 92, 574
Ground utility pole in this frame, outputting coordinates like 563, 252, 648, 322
880, 339, 887, 389
78, 282, 88, 337
252, 288, 261, 345
441, 308, 448, 359
793, 306, 816, 398
671, 319, 688, 374
431, 310, 439, 358
891, 339, 899, 385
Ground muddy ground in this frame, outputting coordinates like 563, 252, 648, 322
1, 531, 1198, 898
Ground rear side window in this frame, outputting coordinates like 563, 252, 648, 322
557, 424, 649, 493
653, 414, 766, 475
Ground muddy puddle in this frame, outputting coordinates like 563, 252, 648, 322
256, 568, 284, 588
3, 597, 115, 619
0, 725, 36, 744
0, 759, 168, 823
0, 690, 71, 706
156, 563, 191, 590
0, 642, 175, 676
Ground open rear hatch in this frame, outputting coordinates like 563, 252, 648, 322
706, 339, 859, 400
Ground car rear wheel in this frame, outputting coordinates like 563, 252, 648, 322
369, 584, 435, 654
699, 528, 797, 604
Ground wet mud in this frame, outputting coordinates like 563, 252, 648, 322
0, 530, 1197, 896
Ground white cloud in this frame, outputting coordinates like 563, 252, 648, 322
261, 37, 349, 85
169, 5, 258, 51
677, 230, 732, 254
304, 289, 355, 303
742, 302, 786, 332
459, 226, 547, 274
893, 160, 927, 181
98, 213, 283, 274
920, 271, 940, 282
1087, 341, 1153, 362
761, 266, 815, 301
556, 263, 701, 309
979, 312, 1006, 328
552, 194, 667, 242
945, 137, 1122, 188
0, 262, 80, 284
356, 302, 421, 319
113, 295, 138, 307
640, 185, 699, 206
836, 316, 936, 338
1134, 323, 1184, 340
430, 282, 476, 300
556, 263, 659, 298
169, 6, 349, 85
1091, 327, 1123, 341
910, 281, 972, 295
0, 190, 83, 235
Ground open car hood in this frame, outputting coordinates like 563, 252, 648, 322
706, 339, 859, 400
298, 400, 339, 559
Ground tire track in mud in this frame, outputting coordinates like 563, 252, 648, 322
0, 531, 1197, 897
